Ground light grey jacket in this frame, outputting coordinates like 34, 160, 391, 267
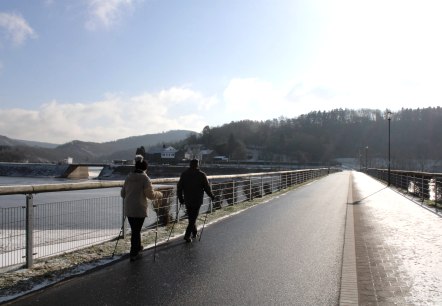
121, 172, 162, 218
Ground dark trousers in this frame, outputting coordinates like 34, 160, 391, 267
185, 204, 201, 238
128, 217, 145, 256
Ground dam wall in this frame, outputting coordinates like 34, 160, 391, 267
0, 163, 279, 180
0, 163, 89, 179
98, 164, 275, 180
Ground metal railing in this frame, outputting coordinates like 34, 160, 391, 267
366, 168, 442, 210
0, 168, 335, 270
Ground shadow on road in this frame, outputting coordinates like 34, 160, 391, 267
351, 187, 388, 205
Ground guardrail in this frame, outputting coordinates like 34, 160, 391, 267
366, 168, 442, 209
0, 168, 335, 271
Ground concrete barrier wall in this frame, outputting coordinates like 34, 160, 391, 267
0, 163, 70, 178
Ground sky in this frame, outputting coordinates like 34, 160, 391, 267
1, 0, 441, 144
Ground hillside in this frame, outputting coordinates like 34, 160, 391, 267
0, 136, 23, 147
2, 107, 441, 171
0, 130, 196, 163
185, 107, 442, 170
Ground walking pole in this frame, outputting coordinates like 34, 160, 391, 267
167, 201, 181, 242
199, 198, 211, 242
153, 207, 159, 262
112, 216, 126, 258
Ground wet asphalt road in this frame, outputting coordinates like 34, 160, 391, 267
9, 172, 350, 306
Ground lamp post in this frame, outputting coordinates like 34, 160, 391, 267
387, 111, 392, 186
365, 146, 368, 172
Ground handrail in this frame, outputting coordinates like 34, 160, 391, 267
0, 168, 335, 270
367, 168, 442, 176
0, 181, 123, 196
0, 169, 328, 196
365, 168, 442, 212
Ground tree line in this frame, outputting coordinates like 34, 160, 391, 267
1, 107, 441, 171
177, 107, 442, 169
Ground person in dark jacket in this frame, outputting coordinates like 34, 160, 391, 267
177, 159, 215, 242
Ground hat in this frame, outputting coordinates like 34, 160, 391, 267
135, 155, 148, 171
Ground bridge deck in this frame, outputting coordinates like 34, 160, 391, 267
7, 171, 442, 305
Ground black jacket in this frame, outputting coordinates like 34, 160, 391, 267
177, 168, 214, 207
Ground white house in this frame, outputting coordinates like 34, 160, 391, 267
161, 146, 178, 159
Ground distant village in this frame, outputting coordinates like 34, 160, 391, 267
136, 144, 244, 165
57, 142, 296, 169
107, 144, 266, 166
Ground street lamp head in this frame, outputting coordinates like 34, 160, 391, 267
387, 111, 392, 120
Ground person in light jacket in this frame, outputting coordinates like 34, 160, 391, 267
121, 155, 162, 261
177, 159, 215, 242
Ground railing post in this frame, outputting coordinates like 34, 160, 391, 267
394, 171, 397, 187
176, 196, 180, 222
280, 173, 282, 190
261, 175, 264, 196
412, 174, 417, 196
25, 194, 34, 268
286, 173, 288, 188
122, 198, 126, 238
210, 182, 213, 213
232, 180, 236, 205
422, 175, 425, 203
250, 177, 252, 200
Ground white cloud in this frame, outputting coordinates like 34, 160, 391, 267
224, 78, 286, 119
156, 87, 218, 111
223, 78, 323, 120
0, 12, 37, 46
0, 87, 216, 143
3, 72, 441, 144
85, 0, 134, 30
222, 73, 442, 122
302, 0, 442, 112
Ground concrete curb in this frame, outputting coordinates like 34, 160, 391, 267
339, 172, 358, 305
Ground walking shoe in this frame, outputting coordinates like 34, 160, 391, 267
130, 253, 142, 262
183, 236, 192, 243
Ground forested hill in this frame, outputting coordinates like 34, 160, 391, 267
1, 108, 440, 166
0, 130, 195, 163
183, 107, 442, 165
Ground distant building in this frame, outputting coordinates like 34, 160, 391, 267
183, 145, 217, 164
213, 156, 229, 162
161, 146, 178, 159
60, 157, 73, 164
146, 145, 180, 164
112, 159, 134, 166
243, 145, 267, 162
184, 144, 204, 160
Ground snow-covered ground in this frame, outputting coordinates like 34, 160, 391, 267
0, 230, 117, 267
353, 172, 442, 304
